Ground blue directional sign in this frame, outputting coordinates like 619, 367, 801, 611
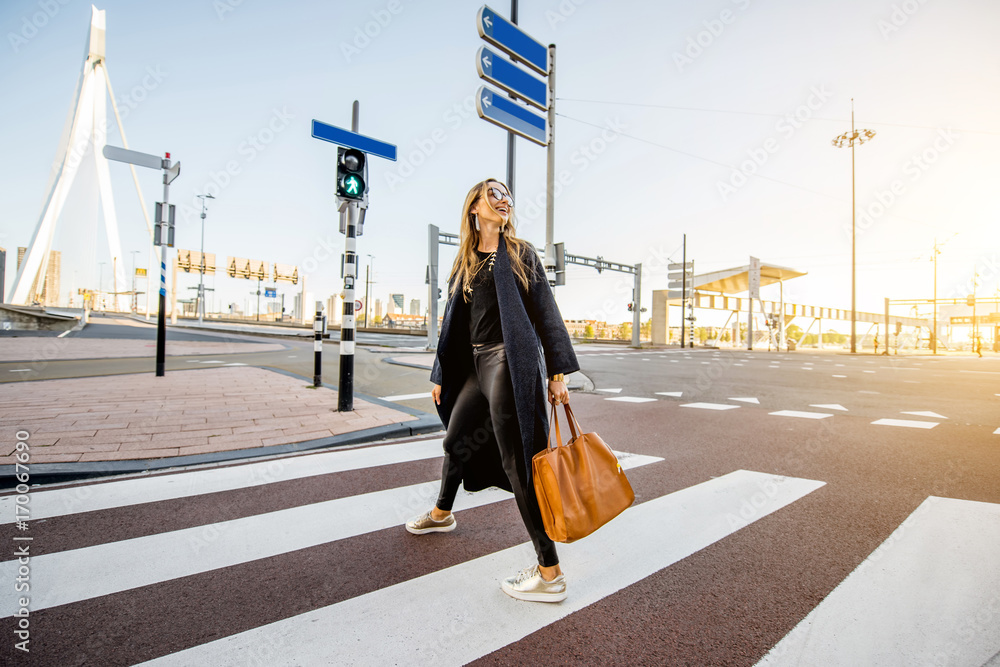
476, 86, 547, 147
265, 288, 277, 298
477, 5, 548, 76
477, 46, 547, 110
311, 120, 397, 162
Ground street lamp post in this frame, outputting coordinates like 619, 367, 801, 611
196, 193, 215, 324
365, 254, 374, 329
98, 261, 106, 311
832, 99, 876, 354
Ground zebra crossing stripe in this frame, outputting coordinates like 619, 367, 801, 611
756, 497, 1000, 667
0, 439, 449, 524
135, 470, 824, 667
0, 451, 663, 617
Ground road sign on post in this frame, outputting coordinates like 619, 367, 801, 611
103, 145, 179, 377
476, 45, 547, 109
476, 86, 547, 146
477, 4, 549, 75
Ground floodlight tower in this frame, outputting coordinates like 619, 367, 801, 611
832, 99, 876, 354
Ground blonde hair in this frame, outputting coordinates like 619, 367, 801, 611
448, 178, 534, 302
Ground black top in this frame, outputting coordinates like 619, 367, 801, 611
468, 249, 503, 345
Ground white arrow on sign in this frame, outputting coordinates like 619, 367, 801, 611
483, 15, 492, 28
481, 92, 492, 108
482, 54, 491, 69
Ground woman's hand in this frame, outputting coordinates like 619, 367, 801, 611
431, 384, 441, 405
548, 380, 569, 406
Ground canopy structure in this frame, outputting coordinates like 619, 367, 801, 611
693, 263, 807, 295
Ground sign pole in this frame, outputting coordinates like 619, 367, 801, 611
338, 101, 361, 412
156, 155, 170, 377
506, 0, 518, 200
427, 224, 439, 350
544, 43, 557, 281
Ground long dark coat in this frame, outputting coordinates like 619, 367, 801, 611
430, 237, 580, 492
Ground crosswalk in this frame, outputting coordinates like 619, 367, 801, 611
3, 437, 997, 665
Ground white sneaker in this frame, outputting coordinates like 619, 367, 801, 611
501, 565, 567, 602
405, 510, 456, 535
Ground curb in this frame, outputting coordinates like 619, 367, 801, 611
1, 368, 444, 490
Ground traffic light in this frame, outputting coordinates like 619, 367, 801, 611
627, 303, 633, 312
337, 148, 367, 200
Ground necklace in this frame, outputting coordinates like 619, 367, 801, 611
465, 249, 497, 294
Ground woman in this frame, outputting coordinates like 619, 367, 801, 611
405, 178, 580, 603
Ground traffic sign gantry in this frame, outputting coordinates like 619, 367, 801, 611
477, 4, 548, 75
476, 86, 547, 146
477, 45, 547, 110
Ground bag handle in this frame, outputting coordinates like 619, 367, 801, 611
547, 402, 564, 451
562, 403, 583, 441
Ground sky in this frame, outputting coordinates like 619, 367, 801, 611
1, 0, 999, 328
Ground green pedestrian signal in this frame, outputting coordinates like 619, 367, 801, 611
336, 148, 367, 201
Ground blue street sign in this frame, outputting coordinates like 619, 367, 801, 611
265, 288, 277, 298
311, 120, 397, 162
475, 86, 547, 147
477, 5, 548, 76
477, 46, 547, 110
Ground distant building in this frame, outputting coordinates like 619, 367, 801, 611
16, 247, 60, 306
374, 298, 383, 319
292, 291, 315, 322
326, 293, 343, 325
410, 298, 420, 315
388, 293, 404, 315
0, 246, 6, 302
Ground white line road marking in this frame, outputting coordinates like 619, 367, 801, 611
655, 392, 683, 397
872, 419, 938, 429
222, 362, 248, 366
994, 428, 1000, 435
138, 470, 825, 667
0, 439, 449, 524
57, 330, 71, 338
863, 370, 875, 374
859, 390, 880, 394
769, 410, 833, 420
0, 452, 663, 617
810, 404, 847, 411
681, 403, 741, 411
756, 497, 1000, 667
380, 392, 433, 401
7, 369, 31, 372
729, 397, 760, 404
900, 411, 946, 419
596, 388, 623, 393
606, 397, 657, 403
801, 367, 813, 370
832, 375, 847, 378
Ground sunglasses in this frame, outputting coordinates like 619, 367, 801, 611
486, 186, 513, 207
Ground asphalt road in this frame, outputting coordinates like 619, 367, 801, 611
2, 327, 999, 665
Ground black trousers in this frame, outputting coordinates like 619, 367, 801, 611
435, 342, 559, 567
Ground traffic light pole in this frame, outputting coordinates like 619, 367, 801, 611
337, 102, 361, 412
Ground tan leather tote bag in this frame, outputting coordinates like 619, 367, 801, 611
532, 403, 635, 543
